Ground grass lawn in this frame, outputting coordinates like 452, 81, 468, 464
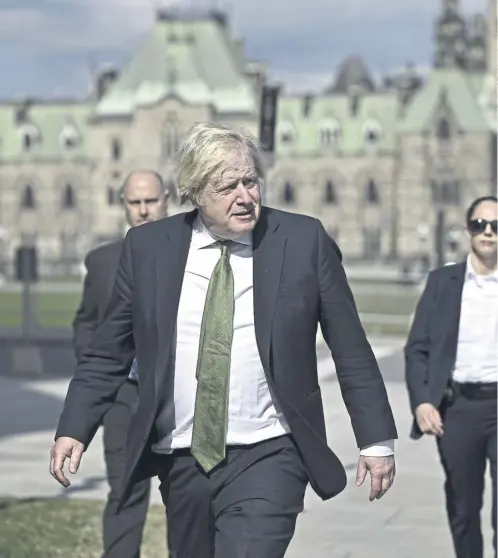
0, 282, 420, 331
0, 498, 168, 558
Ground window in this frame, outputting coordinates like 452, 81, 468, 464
60, 124, 79, 150
319, 120, 341, 148
62, 184, 76, 209
278, 122, 295, 145
107, 186, 120, 206
324, 180, 338, 204
162, 119, 180, 159
437, 118, 450, 140
282, 181, 295, 204
111, 138, 122, 161
363, 120, 382, 146
19, 125, 41, 153
362, 228, 381, 260
431, 180, 460, 205
365, 179, 380, 204
21, 185, 35, 209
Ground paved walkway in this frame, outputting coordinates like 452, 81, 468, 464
0, 340, 494, 557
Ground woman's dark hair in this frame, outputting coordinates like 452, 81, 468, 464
466, 195, 498, 224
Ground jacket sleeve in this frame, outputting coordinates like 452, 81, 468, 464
72, 253, 99, 361
316, 220, 398, 449
404, 274, 437, 413
55, 231, 136, 447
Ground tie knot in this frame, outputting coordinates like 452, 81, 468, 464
219, 241, 230, 257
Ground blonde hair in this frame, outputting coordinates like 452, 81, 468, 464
174, 122, 265, 205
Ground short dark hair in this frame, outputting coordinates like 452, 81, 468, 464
466, 195, 497, 224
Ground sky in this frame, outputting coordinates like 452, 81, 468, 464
0, 0, 489, 98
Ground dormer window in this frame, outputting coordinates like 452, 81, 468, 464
18, 124, 41, 153
60, 124, 80, 151
362, 120, 382, 146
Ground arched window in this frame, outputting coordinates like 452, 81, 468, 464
21, 184, 35, 209
62, 184, 76, 209
282, 181, 295, 204
324, 180, 338, 204
162, 119, 180, 159
365, 179, 380, 204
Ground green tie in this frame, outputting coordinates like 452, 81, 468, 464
191, 242, 234, 473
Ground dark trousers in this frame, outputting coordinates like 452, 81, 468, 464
154, 434, 308, 558
102, 380, 151, 558
437, 386, 497, 558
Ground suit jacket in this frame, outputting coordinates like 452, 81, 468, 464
56, 207, 397, 506
72, 240, 124, 360
404, 260, 466, 439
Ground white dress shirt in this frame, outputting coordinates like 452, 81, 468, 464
164, 217, 394, 457
453, 256, 498, 384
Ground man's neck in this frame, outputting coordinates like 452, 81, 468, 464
469, 252, 497, 275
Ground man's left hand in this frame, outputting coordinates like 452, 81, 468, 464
355, 455, 395, 501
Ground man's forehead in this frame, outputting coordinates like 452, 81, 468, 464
473, 201, 497, 217
218, 155, 255, 179
125, 176, 161, 196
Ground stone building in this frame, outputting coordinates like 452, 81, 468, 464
0, 0, 495, 273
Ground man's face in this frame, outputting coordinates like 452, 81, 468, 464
123, 173, 168, 228
467, 200, 497, 261
198, 148, 261, 238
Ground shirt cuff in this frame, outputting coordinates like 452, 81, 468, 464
360, 439, 395, 457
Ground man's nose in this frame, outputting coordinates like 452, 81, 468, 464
484, 223, 493, 236
236, 183, 252, 204
139, 202, 148, 215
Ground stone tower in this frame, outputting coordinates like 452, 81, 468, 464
434, 0, 467, 69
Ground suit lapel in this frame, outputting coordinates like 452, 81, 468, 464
155, 210, 196, 392
443, 261, 466, 364
253, 208, 286, 376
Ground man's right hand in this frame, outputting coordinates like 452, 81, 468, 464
415, 403, 444, 436
49, 437, 85, 487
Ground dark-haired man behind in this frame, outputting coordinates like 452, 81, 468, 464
405, 196, 497, 558
73, 170, 169, 558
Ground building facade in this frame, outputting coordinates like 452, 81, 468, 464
0, 0, 495, 273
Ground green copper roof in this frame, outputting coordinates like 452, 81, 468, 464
398, 69, 491, 132
94, 16, 257, 117
0, 102, 90, 161
276, 91, 400, 156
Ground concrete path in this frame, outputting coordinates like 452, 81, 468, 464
0, 339, 494, 557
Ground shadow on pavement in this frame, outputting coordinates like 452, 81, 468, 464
0, 377, 65, 441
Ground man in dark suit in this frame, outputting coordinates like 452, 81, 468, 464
51, 123, 397, 558
405, 195, 497, 558
72, 169, 169, 558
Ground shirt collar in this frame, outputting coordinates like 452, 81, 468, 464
191, 215, 252, 250
465, 254, 498, 283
